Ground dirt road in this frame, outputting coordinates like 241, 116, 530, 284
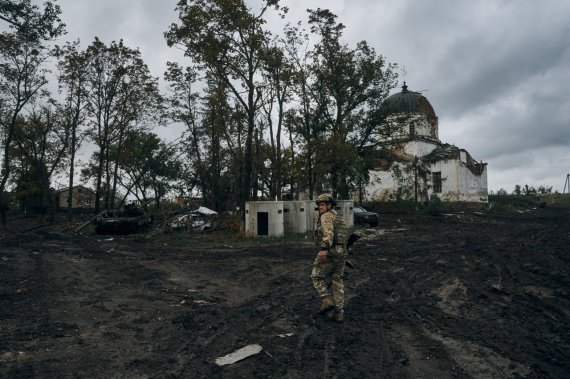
1, 207, 569, 378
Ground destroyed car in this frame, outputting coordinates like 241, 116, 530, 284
170, 206, 218, 232
353, 206, 379, 227
94, 203, 153, 234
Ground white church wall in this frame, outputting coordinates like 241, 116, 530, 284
458, 164, 489, 202
367, 170, 397, 201
430, 159, 461, 201
403, 140, 439, 158
387, 114, 438, 140
411, 117, 436, 138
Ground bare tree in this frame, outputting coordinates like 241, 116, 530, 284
54, 40, 89, 221
166, 0, 283, 219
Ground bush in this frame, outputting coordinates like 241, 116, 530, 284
427, 194, 445, 216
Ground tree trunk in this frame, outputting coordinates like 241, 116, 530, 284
67, 127, 77, 221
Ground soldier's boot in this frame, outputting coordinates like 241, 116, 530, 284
335, 309, 344, 323
318, 295, 334, 315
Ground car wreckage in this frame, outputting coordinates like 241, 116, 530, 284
93, 203, 153, 235
169, 206, 218, 232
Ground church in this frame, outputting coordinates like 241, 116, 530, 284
364, 83, 488, 203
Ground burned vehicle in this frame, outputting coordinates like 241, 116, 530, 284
170, 206, 218, 232
94, 203, 153, 234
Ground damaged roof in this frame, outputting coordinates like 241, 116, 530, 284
382, 83, 438, 125
423, 144, 487, 176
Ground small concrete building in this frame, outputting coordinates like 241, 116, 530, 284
247, 199, 354, 237
245, 201, 284, 237
364, 83, 488, 203
334, 200, 355, 229
283, 200, 309, 234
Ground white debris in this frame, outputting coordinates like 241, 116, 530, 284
193, 300, 213, 305
277, 333, 294, 338
215, 344, 263, 366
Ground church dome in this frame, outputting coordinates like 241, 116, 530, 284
382, 83, 438, 124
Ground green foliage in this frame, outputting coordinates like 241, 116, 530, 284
0, 0, 66, 42
488, 194, 542, 212
489, 193, 570, 211
115, 131, 182, 207
166, 0, 282, 211
511, 184, 553, 195
306, 8, 398, 199
82, 37, 163, 211
14, 160, 49, 215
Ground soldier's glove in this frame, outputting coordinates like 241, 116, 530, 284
318, 249, 328, 263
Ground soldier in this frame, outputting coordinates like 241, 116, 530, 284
311, 193, 348, 322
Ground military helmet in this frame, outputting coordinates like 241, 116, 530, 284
315, 193, 334, 205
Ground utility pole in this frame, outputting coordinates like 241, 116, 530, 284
414, 156, 418, 206
564, 174, 570, 194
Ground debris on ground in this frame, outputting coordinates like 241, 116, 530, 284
215, 344, 263, 366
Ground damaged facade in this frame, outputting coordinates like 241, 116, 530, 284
365, 83, 488, 202
53, 185, 96, 210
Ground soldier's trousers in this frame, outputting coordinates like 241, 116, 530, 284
311, 246, 347, 310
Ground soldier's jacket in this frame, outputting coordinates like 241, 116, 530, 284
314, 209, 348, 252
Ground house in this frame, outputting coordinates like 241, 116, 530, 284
364, 83, 488, 203
53, 185, 96, 210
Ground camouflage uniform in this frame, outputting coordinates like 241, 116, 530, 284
311, 208, 348, 312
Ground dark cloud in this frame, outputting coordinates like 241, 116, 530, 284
44, 0, 570, 191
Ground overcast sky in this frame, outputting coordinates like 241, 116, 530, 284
43, 0, 570, 192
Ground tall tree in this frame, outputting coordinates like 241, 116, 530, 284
11, 103, 69, 216
0, 0, 64, 225
165, 0, 282, 218
282, 21, 328, 199
54, 40, 89, 221
0, 35, 49, 224
0, 0, 65, 42
308, 8, 398, 199
114, 131, 181, 208
84, 38, 161, 211
165, 62, 233, 211
259, 42, 293, 200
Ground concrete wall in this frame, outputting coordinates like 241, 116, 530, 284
429, 159, 488, 202
458, 164, 488, 202
247, 200, 354, 237
430, 159, 460, 201
334, 200, 355, 227
245, 201, 284, 237
403, 140, 439, 158
367, 154, 488, 203
388, 114, 438, 140
283, 200, 309, 234
306, 200, 319, 232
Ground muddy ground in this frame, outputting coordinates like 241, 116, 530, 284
0, 207, 569, 378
